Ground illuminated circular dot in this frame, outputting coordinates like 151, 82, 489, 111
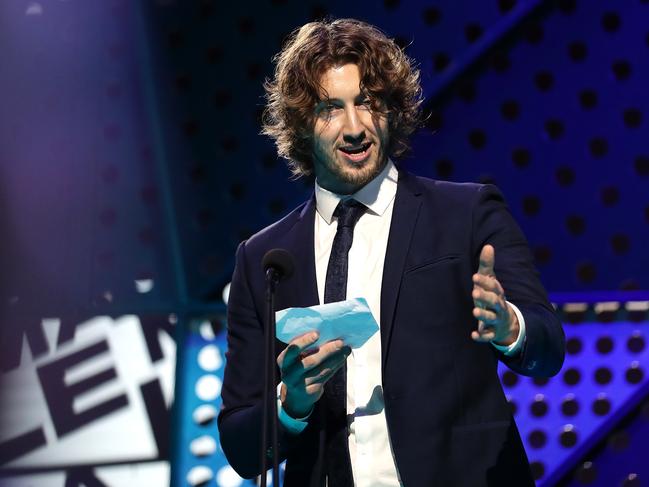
531, 395, 548, 417
592, 394, 611, 416
190, 435, 217, 457
621, 473, 641, 487
560, 425, 578, 447
626, 362, 643, 384
186, 466, 213, 486
627, 332, 645, 353
576, 461, 597, 484
25, 3, 44, 15
193, 404, 218, 425
561, 394, 579, 416
195, 375, 222, 401
216, 465, 244, 487
198, 345, 223, 371
199, 321, 216, 341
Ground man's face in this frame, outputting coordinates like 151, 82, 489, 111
311, 63, 389, 194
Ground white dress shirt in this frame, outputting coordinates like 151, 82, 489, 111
278, 160, 526, 486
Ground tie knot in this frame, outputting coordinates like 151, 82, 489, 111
333, 199, 366, 229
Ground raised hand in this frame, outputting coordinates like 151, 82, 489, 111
277, 331, 351, 419
471, 244, 520, 346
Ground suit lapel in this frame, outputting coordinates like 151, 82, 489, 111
275, 196, 320, 310
380, 171, 422, 371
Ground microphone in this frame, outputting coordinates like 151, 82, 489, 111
262, 248, 295, 282
259, 248, 295, 487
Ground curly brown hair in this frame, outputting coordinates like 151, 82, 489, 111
262, 18, 424, 177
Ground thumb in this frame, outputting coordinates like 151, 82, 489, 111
478, 244, 495, 277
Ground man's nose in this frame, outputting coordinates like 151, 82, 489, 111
342, 107, 365, 142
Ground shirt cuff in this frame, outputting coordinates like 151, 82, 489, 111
491, 301, 526, 356
276, 383, 310, 434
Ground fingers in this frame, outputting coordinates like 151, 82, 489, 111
471, 328, 496, 343
472, 287, 503, 312
473, 306, 498, 323
477, 244, 495, 277
472, 247, 509, 344
300, 340, 346, 370
472, 273, 504, 295
303, 351, 349, 386
472, 316, 497, 342
277, 331, 319, 370
282, 339, 350, 387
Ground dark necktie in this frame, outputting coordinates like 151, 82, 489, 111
323, 199, 366, 486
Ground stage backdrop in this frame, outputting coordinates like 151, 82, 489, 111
1, 0, 647, 486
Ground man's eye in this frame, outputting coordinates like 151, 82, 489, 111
318, 104, 340, 117
357, 99, 372, 109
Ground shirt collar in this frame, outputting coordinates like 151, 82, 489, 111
315, 160, 398, 224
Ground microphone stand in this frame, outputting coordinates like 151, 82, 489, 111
261, 268, 280, 487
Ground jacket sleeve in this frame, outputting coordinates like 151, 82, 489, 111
471, 184, 565, 377
217, 241, 299, 478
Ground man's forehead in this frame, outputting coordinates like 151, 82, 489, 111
317, 63, 363, 98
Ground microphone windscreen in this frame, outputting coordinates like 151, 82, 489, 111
262, 248, 295, 279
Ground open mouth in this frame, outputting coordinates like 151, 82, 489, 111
338, 142, 372, 162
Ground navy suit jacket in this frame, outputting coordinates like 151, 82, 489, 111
218, 170, 565, 486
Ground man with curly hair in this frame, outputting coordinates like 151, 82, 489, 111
219, 18, 564, 487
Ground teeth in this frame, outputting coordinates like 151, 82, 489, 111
340, 143, 369, 154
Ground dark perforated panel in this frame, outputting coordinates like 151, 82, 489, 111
500, 300, 649, 484
409, 0, 649, 292
145, 1, 649, 300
